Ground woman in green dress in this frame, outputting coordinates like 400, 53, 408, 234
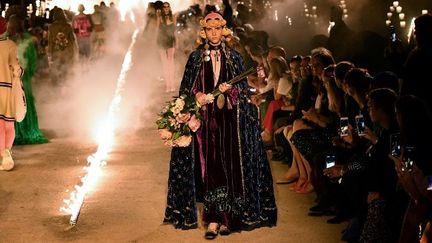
7, 14, 48, 145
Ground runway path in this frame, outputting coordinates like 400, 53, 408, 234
0, 29, 346, 242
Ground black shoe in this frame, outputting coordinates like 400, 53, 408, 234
327, 215, 349, 224
219, 225, 231, 236
309, 204, 329, 212
204, 229, 218, 240
307, 210, 335, 217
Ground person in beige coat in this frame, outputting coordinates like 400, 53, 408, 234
0, 16, 21, 171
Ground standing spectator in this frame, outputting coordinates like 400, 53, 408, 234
156, 2, 176, 92
91, 5, 105, 58
328, 5, 354, 62
72, 4, 92, 61
401, 14, 432, 110
222, 0, 234, 29
48, 8, 76, 85
0, 16, 20, 171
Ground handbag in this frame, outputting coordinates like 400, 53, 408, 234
11, 67, 26, 122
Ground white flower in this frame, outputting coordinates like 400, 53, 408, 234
175, 98, 185, 110
170, 105, 182, 115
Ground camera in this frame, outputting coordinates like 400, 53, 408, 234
390, 132, 401, 157
340, 117, 349, 137
402, 146, 414, 172
325, 155, 336, 169
355, 115, 365, 136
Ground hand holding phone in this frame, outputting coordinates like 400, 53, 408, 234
402, 146, 415, 172
325, 155, 336, 169
390, 133, 401, 157
340, 117, 349, 137
355, 115, 365, 136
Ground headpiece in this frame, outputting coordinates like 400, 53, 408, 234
197, 12, 232, 42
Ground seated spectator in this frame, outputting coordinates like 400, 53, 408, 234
391, 95, 432, 242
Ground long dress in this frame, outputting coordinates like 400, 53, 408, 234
163, 46, 277, 231
14, 32, 48, 145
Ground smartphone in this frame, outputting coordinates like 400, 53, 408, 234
402, 146, 414, 172
340, 117, 349, 137
390, 133, 401, 157
355, 115, 365, 136
390, 25, 397, 42
325, 155, 336, 169
427, 176, 432, 191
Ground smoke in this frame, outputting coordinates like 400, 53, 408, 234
36, 1, 194, 141
254, 0, 386, 57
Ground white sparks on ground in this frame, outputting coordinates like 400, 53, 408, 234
60, 29, 140, 225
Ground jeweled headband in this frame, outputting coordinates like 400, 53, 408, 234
200, 12, 226, 29
197, 12, 232, 42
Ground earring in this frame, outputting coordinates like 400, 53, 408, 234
204, 39, 211, 62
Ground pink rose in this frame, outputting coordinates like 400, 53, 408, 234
187, 115, 201, 132
175, 113, 191, 124
158, 129, 172, 140
164, 139, 174, 147
174, 135, 192, 147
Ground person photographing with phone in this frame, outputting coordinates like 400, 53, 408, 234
325, 88, 406, 242
389, 96, 432, 243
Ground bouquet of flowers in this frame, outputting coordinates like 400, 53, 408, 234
156, 67, 255, 147
156, 95, 204, 147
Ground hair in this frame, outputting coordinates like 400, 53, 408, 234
395, 95, 432, 144
290, 55, 302, 63
335, 61, 355, 84
324, 65, 344, 113
330, 5, 343, 20
204, 5, 217, 16
311, 47, 335, 69
78, 4, 85, 12
344, 68, 371, 98
269, 56, 288, 80
268, 46, 286, 60
52, 8, 67, 22
7, 15, 25, 42
414, 14, 432, 47
248, 43, 265, 57
368, 88, 398, 117
162, 2, 173, 23
371, 71, 400, 94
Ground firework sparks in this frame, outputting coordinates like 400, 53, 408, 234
61, 29, 140, 226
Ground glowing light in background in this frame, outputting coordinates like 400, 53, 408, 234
407, 18, 415, 43
61, 28, 140, 226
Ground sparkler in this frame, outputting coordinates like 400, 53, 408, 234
61, 28, 140, 226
